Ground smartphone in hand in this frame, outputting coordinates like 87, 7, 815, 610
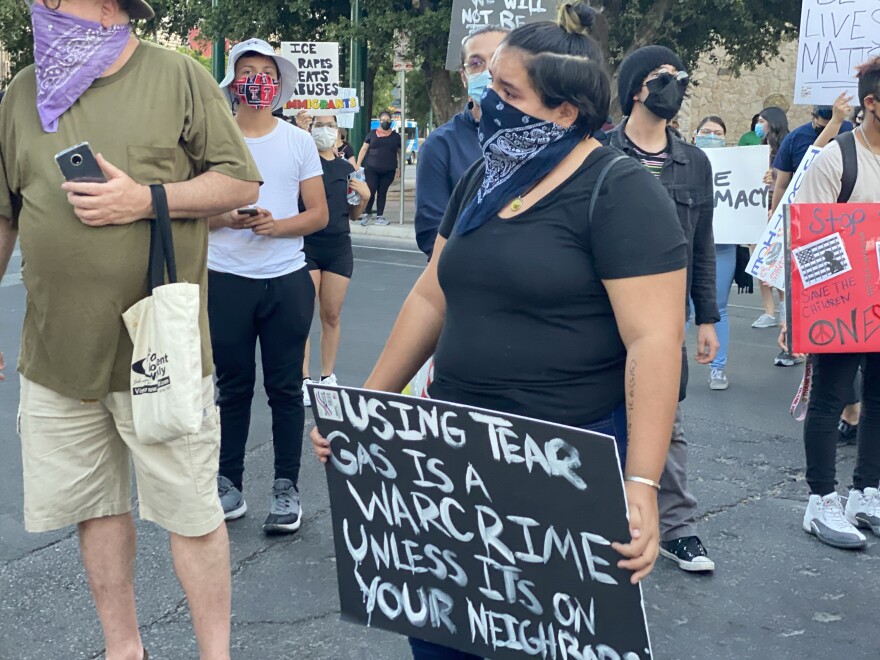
236, 208, 260, 217
55, 142, 107, 183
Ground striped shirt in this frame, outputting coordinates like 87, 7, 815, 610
625, 137, 670, 178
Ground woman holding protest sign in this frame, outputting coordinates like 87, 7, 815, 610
693, 116, 737, 390
312, 3, 688, 657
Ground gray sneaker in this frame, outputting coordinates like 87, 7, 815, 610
358, 213, 371, 226
374, 215, 391, 226
751, 313, 778, 328
774, 350, 805, 367
263, 479, 302, 535
804, 493, 866, 549
709, 368, 729, 390
217, 475, 247, 521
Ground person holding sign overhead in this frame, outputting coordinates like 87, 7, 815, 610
779, 56, 880, 551
313, 3, 688, 657
356, 110, 400, 226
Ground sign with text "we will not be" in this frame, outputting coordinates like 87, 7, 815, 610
309, 384, 651, 660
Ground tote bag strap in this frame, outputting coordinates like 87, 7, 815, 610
147, 184, 178, 292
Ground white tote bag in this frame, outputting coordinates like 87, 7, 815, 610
122, 184, 203, 443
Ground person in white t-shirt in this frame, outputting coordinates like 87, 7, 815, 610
780, 56, 880, 550
208, 39, 328, 535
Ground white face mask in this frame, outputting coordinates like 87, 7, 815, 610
312, 126, 337, 151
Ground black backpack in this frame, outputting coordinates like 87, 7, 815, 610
835, 130, 859, 203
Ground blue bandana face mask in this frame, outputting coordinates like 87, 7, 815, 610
467, 71, 492, 107
454, 88, 590, 236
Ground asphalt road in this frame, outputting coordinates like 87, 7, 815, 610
0, 236, 875, 659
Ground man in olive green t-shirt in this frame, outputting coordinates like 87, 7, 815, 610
0, 1, 261, 658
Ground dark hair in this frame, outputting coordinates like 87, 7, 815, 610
750, 113, 760, 131
759, 106, 789, 156
502, 1, 609, 135
856, 55, 880, 108
460, 25, 510, 67
697, 115, 727, 135
378, 110, 392, 121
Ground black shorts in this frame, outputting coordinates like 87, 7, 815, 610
304, 236, 354, 278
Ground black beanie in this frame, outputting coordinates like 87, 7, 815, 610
617, 46, 685, 116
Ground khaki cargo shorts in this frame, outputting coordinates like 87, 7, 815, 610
18, 375, 224, 537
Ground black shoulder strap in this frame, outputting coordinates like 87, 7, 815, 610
589, 154, 629, 224
835, 131, 858, 204
147, 184, 177, 292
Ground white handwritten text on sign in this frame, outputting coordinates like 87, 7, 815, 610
310, 385, 652, 659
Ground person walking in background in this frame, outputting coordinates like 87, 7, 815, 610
301, 115, 370, 406
356, 110, 400, 226
414, 25, 508, 259
0, 1, 262, 657
693, 115, 736, 391
751, 106, 790, 333
209, 39, 328, 535
607, 45, 720, 573
313, 4, 689, 656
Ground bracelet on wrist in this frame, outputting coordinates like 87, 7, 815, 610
625, 475, 661, 491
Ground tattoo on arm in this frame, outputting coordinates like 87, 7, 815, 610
626, 359, 636, 439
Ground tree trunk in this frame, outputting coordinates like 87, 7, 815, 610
364, 64, 377, 124
423, 61, 460, 127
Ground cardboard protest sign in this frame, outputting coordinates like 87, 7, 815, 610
309, 384, 653, 660
747, 145, 824, 290
281, 42, 358, 116
702, 145, 771, 244
786, 204, 880, 354
794, 0, 879, 105
445, 0, 558, 70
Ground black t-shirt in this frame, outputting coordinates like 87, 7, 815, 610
340, 143, 355, 161
303, 156, 353, 242
364, 130, 400, 172
431, 146, 688, 427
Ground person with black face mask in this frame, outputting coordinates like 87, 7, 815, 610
355, 110, 401, 226
605, 45, 720, 574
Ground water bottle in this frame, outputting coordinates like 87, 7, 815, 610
347, 168, 366, 205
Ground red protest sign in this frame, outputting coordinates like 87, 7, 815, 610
786, 204, 880, 354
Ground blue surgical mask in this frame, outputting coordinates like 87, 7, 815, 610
695, 134, 726, 149
754, 123, 766, 140
467, 70, 492, 106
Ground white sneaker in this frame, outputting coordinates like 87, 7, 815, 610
320, 373, 338, 387
751, 313, 778, 328
709, 368, 729, 390
302, 378, 316, 407
845, 487, 880, 536
803, 492, 867, 549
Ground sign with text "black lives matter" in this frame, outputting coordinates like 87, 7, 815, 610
309, 384, 652, 660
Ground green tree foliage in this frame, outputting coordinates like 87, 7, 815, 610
0, 0, 800, 126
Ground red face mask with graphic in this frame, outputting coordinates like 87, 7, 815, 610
233, 73, 279, 109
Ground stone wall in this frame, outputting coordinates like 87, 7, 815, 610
677, 39, 813, 145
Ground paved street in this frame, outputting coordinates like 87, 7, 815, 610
0, 235, 876, 659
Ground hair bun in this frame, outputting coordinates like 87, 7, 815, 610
557, 2, 596, 34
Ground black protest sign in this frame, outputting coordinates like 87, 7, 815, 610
309, 384, 652, 660
445, 0, 559, 70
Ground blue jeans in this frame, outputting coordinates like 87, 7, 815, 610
711, 244, 737, 370
408, 406, 628, 660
